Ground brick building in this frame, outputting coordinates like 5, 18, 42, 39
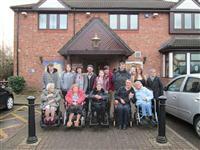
11, 0, 200, 89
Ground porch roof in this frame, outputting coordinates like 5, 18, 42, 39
58, 18, 134, 56
159, 36, 200, 53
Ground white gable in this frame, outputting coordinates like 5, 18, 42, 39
39, 0, 65, 8
176, 0, 200, 10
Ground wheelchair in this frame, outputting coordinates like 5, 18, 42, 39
134, 99, 158, 126
87, 95, 110, 127
63, 101, 87, 128
113, 102, 134, 128
40, 105, 62, 128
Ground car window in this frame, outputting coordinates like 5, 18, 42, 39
168, 77, 185, 92
183, 77, 200, 93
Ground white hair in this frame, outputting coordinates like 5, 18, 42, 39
46, 83, 55, 91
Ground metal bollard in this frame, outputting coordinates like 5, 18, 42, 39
156, 95, 167, 144
26, 96, 38, 144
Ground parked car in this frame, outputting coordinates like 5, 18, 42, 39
0, 87, 14, 110
164, 74, 200, 138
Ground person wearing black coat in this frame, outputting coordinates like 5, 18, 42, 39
113, 61, 131, 91
114, 79, 136, 129
89, 83, 108, 124
146, 69, 164, 115
85, 65, 97, 113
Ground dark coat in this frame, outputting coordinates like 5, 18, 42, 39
113, 70, 131, 91
86, 73, 97, 94
146, 76, 163, 100
89, 88, 108, 104
114, 86, 136, 104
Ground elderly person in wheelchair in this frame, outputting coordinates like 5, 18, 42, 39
114, 79, 136, 129
41, 83, 61, 124
88, 82, 108, 125
134, 81, 154, 123
65, 84, 86, 127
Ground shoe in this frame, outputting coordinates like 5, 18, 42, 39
123, 124, 127, 130
118, 125, 122, 129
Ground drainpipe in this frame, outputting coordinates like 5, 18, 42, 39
16, 9, 20, 76
73, 11, 76, 35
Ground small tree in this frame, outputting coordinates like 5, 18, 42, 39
8, 76, 26, 94
0, 45, 13, 80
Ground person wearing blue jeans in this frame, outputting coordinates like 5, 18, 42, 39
134, 81, 153, 120
114, 79, 136, 130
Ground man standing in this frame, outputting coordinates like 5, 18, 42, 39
113, 61, 131, 91
104, 65, 114, 116
86, 65, 97, 95
85, 65, 97, 112
146, 68, 163, 115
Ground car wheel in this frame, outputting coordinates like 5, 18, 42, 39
6, 97, 14, 110
194, 116, 200, 138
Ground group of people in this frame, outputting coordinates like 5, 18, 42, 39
41, 61, 163, 129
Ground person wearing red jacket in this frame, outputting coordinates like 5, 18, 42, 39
103, 65, 114, 117
65, 84, 86, 127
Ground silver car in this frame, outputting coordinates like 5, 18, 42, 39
164, 74, 200, 137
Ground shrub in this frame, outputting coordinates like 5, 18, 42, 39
8, 76, 26, 94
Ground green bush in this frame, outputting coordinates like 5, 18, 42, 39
8, 76, 26, 94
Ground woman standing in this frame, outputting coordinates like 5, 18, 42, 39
132, 66, 147, 86
60, 64, 75, 97
93, 70, 107, 91
75, 66, 87, 92
42, 63, 60, 89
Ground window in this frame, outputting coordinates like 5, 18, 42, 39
109, 14, 138, 30
165, 54, 169, 77
191, 53, 200, 73
49, 14, 57, 29
120, 15, 128, 29
59, 14, 67, 29
172, 13, 200, 33
174, 13, 182, 29
130, 15, 138, 29
173, 53, 186, 77
195, 14, 200, 29
168, 77, 185, 92
110, 15, 117, 29
184, 13, 192, 29
39, 14, 67, 29
184, 77, 200, 93
39, 14, 47, 29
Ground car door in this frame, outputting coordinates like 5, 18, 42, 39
165, 77, 185, 117
177, 77, 200, 123
0, 87, 7, 109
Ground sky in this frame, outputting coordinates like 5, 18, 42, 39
0, 0, 39, 50
0, 0, 179, 50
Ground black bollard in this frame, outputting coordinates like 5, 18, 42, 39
156, 95, 167, 144
26, 96, 38, 144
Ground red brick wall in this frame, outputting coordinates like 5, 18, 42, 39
14, 11, 171, 89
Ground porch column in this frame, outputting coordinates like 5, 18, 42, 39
187, 53, 190, 75
162, 55, 166, 77
169, 53, 173, 78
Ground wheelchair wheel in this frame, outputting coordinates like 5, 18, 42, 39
80, 116, 85, 127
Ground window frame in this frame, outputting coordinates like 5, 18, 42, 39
167, 77, 185, 92
170, 12, 200, 34
183, 77, 200, 93
173, 53, 187, 77
109, 14, 139, 30
38, 13, 68, 30
190, 52, 200, 74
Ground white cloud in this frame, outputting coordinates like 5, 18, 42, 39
0, 0, 39, 49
